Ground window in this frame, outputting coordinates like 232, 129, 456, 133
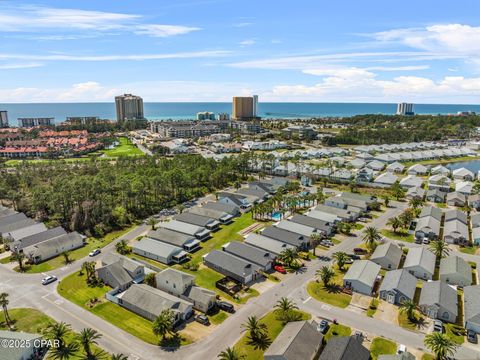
443, 312, 449, 320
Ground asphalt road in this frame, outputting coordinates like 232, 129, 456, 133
2, 202, 480, 359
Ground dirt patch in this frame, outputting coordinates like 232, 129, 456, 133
180, 320, 216, 342
373, 300, 399, 325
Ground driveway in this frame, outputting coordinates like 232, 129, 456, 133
374, 300, 399, 325
347, 293, 372, 314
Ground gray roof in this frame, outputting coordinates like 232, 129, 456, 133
290, 214, 331, 230
415, 215, 441, 236
188, 206, 232, 221
160, 220, 210, 239
445, 209, 468, 224
419, 281, 458, 317
202, 201, 239, 215
133, 237, 184, 257
0, 330, 43, 360
371, 243, 402, 266
174, 212, 218, 228
472, 213, 480, 228
0, 212, 27, 227
262, 226, 308, 247
27, 232, 84, 259
102, 253, 143, 274
223, 241, 274, 267
147, 228, 198, 248
319, 336, 370, 360
155, 268, 195, 288
379, 269, 417, 300
464, 285, 480, 327
403, 247, 435, 274
119, 284, 192, 315
244, 233, 294, 256
203, 249, 260, 278
183, 285, 215, 306
12, 226, 66, 250
426, 189, 446, 199
440, 256, 471, 281
0, 208, 16, 218
419, 206, 442, 221
0, 218, 36, 234
6, 222, 47, 241
237, 187, 268, 199
100, 261, 134, 286
275, 220, 318, 237
264, 321, 322, 360
344, 260, 381, 287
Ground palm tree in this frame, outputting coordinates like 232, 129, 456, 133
152, 309, 175, 339
409, 197, 423, 209
147, 218, 157, 230
12, 251, 25, 272
274, 297, 298, 314
309, 233, 323, 256
241, 316, 267, 340
111, 354, 129, 360
0, 292, 12, 328
387, 217, 402, 234
49, 341, 80, 360
399, 209, 415, 229
217, 347, 245, 360
279, 248, 299, 268
316, 266, 335, 287
115, 240, 130, 255
62, 251, 72, 264
362, 226, 381, 252
399, 299, 417, 322
383, 196, 390, 208
332, 252, 350, 271
144, 273, 156, 287
77, 327, 102, 358
424, 332, 457, 360
45, 322, 72, 349
429, 239, 450, 259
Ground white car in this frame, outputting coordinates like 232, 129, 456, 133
42, 275, 58, 285
89, 249, 101, 257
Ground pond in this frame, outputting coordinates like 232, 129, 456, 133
445, 159, 480, 174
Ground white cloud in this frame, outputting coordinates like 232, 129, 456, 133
0, 5, 200, 38
0, 50, 231, 62
232, 22, 252, 28
0, 62, 43, 69
239, 39, 256, 46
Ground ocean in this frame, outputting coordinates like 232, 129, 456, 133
1, 102, 480, 124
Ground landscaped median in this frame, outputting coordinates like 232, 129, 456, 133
306, 265, 352, 308
380, 229, 414, 243
233, 310, 311, 360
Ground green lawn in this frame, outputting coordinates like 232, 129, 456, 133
0, 308, 107, 359
18, 225, 136, 273
324, 323, 351, 341
233, 310, 311, 360
370, 337, 397, 360
307, 266, 351, 308
422, 354, 436, 360
366, 298, 379, 317
209, 310, 229, 325
58, 271, 191, 346
101, 137, 144, 157
354, 223, 365, 230
380, 229, 414, 243
444, 323, 465, 345
397, 311, 424, 332
460, 246, 477, 255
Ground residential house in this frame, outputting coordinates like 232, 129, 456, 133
275, 220, 320, 239
339, 192, 377, 211
218, 192, 256, 209
426, 189, 446, 203
132, 237, 188, 265
443, 210, 468, 245
244, 233, 294, 256
222, 241, 275, 271
203, 249, 261, 284
356, 168, 374, 182
456, 181, 473, 196
116, 284, 193, 325
439, 256, 472, 286
0, 218, 36, 237
428, 175, 451, 191
264, 320, 323, 360
419, 281, 458, 323
403, 247, 436, 280
288, 215, 333, 236
414, 206, 442, 241
374, 172, 398, 186
306, 210, 341, 224
349, 158, 366, 169
96, 253, 145, 291
406, 187, 425, 200
453, 167, 475, 181
2, 222, 47, 243
407, 164, 428, 175
160, 220, 211, 241
343, 260, 381, 295
155, 268, 216, 313
10, 226, 66, 253
147, 228, 200, 252
464, 285, 480, 333
386, 161, 405, 174
399, 175, 423, 189
313, 204, 359, 222
24, 232, 84, 264
370, 242, 403, 270
202, 201, 240, 216
237, 187, 269, 202
468, 194, 480, 210
431, 165, 450, 175
319, 336, 370, 360
0, 212, 27, 227
379, 269, 417, 305
366, 160, 386, 171
174, 212, 220, 231
0, 330, 43, 360
446, 192, 467, 207
262, 226, 310, 249
188, 206, 234, 224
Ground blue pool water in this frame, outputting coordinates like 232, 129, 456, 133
271, 212, 282, 221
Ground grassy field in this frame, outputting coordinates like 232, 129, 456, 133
444, 323, 465, 344
380, 229, 414, 243
101, 137, 144, 157
324, 323, 351, 341
307, 265, 351, 308
16, 225, 136, 273
397, 311, 424, 332
460, 246, 477, 255
233, 310, 311, 360
0, 308, 107, 359
370, 337, 397, 360
366, 298, 379, 317
58, 271, 192, 346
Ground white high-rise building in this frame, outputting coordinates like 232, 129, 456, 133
396, 103, 414, 115
115, 94, 144, 123
0, 111, 8, 128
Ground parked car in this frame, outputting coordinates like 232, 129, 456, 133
317, 319, 329, 334
89, 249, 101, 257
348, 254, 361, 260
274, 265, 287, 274
344, 258, 354, 264
423, 238, 430, 244
433, 320, 443, 333
397, 344, 406, 354
415, 238, 423, 244
358, 217, 368, 222
467, 330, 477, 343
195, 314, 210, 326
354, 248, 367, 255
42, 275, 58, 285
217, 301, 235, 313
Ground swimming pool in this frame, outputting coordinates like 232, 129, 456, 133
271, 212, 282, 221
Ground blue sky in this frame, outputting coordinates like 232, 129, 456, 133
0, 0, 479, 103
